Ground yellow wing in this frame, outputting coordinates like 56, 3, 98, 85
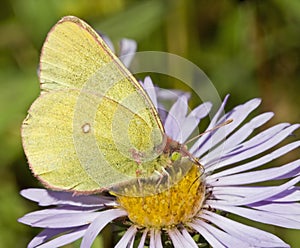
22, 16, 164, 193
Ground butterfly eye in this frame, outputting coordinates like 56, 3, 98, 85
171, 151, 181, 162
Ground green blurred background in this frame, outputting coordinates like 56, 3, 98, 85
0, 0, 299, 247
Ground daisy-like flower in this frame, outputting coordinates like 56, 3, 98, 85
19, 75, 300, 247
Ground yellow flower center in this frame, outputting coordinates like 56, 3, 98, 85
116, 164, 205, 228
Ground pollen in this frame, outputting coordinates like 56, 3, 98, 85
116, 164, 205, 228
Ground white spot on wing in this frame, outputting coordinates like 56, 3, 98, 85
82, 123, 91, 133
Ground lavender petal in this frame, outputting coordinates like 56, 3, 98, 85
205, 124, 299, 172
180, 228, 198, 248
193, 98, 261, 159
36, 226, 87, 248
142, 76, 158, 109
210, 141, 300, 178
137, 229, 148, 248
193, 219, 262, 247
164, 95, 189, 139
210, 202, 300, 229
179, 102, 212, 143
212, 185, 300, 203
268, 187, 300, 202
201, 210, 289, 247
190, 94, 230, 155
167, 228, 187, 248
80, 209, 127, 247
157, 88, 191, 101
188, 220, 227, 248
119, 38, 137, 68
248, 201, 300, 215
210, 176, 300, 206
28, 228, 73, 248
115, 225, 137, 248
154, 229, 163, 248
20, 210, 100, 228
207, 160, 300, 186
20, 188, 113, 207
202, 112, 274, 165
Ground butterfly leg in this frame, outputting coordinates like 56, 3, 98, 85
154, 167, 170, 193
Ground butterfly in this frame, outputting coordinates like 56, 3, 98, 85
22, 16, 201, 196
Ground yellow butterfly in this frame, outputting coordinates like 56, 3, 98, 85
22, 16, 198, 196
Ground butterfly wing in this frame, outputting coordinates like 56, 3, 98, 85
22, 16, 164, 193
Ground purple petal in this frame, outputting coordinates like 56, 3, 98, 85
20, 209, 101, 228
212, 185, 300, 203
209, 202, 300, 229
205, 123, 299, 172
138, 229, 148, 248
207, 160, 300, 186
269, 187, 300, 202
153, 229, 163, 248
157, 102, 171, 124
119, 38, 137, 68
149, 229, 156, 248
211, 186, 265, 202
28, 228, 73, 248
157, 88, 190, 124
201, 210, 289, 247
217, 112, 274, 151
275, 165, 300, 179
203, 94, 230, 129
168, 228, 188, 248
81, 209, 127, 247
188, 220, 230, 248
180, 228, 198, 248
157, 88, 191, 101
20, 188, 113, 207
209, 176, 300, 206
192, 219, 265, 247
115, 225, 137, 248
164, 95, 189, 139
100, 34, 115, 53
249, 201, 300, 215
193, 98, 261, 159
201, 112, 274, 166
142, 76, 158, 109
19, 207, 97, 225
201, 103, 276, 171
36, 226, 87, 248
190, 94, 229, 155
179, 102, 212, 143
210, 141, 300, 178
201, 221, 252, 247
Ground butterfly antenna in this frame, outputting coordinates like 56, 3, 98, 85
184, 119, 233, 146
